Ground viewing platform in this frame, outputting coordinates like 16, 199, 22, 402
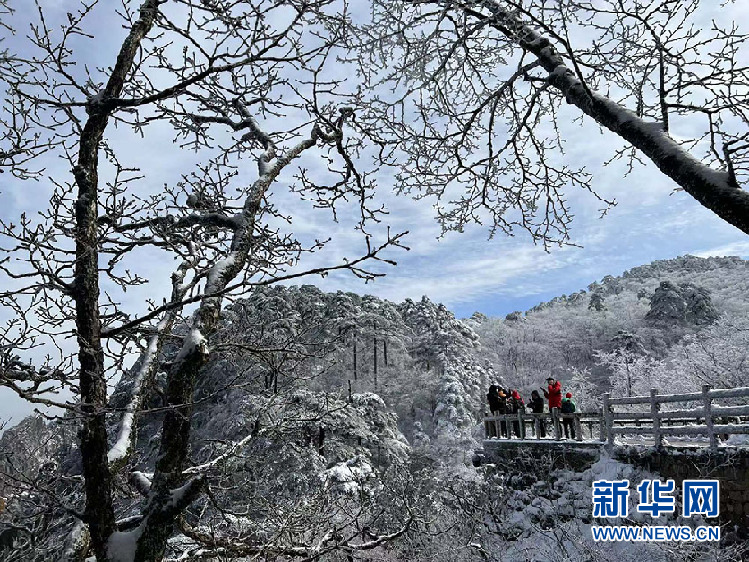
483, 384, 749, 450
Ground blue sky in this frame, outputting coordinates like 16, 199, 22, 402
0, 0, 748, 427
303, 149, 749, 319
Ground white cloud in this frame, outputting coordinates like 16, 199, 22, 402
691, 241, 749, 259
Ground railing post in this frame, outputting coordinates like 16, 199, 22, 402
552, 408, 561, 440
574, 413, 583, 441
518, 410, 526, 440
603, 393, 614, 449
702, 384, 716, 450
651, 388, 662, 449
484, 413, 491, 439
534, 416, 541, 440
599, 407, 605, 442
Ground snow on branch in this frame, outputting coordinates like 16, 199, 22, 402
183, 430, 256, 475
173, 512, 415, 561
108, 263, 192, 468
107, 316, 171, 466
463, 0, 749, 233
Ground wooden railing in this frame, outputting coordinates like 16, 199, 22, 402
483, 385, 749, 450
603, 384, 749, 449
483, 410, 602, 441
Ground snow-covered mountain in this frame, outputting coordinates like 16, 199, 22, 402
469, 255, 749, 406
2, 256, 747, 560
1, 288, 493, 559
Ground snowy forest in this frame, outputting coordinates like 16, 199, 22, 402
3, 255, 749, 560
1, 0, 749, 560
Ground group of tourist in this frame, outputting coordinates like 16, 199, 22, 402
486, 377, 578, 439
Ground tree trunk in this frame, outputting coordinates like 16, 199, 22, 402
353, 340, 358, 381
132, 111, 325, 562
317, 426, 325, 455
132, 343, 208, 560
74, 127, 115, 557
626, 357, 632, 397
72, 2, 161, 558
373, 337, 378, 389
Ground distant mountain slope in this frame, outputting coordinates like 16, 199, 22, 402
593, 255, 749, 315
470, 255, 749, 401
522, 255, 748, 315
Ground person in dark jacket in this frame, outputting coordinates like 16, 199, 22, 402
496, 387, 509, 438
486, 385, 501, 438
561, 392, 577, 439
487, 385, 502, 413
529, 390, 546, 438
529, 390, 544, 413
508, 389, 525, 438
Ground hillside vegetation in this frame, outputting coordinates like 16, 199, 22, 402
1, 255, 747, 560
470, 255, 749, 407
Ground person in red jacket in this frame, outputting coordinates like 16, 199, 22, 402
542, 377, 563, 411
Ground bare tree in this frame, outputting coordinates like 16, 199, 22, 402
3, 1, 747, 559
0, 1, 408, 560
354, 0, 749, 244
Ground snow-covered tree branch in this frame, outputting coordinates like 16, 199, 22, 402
355, 0, 749, 242
0, 1, 406, 560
